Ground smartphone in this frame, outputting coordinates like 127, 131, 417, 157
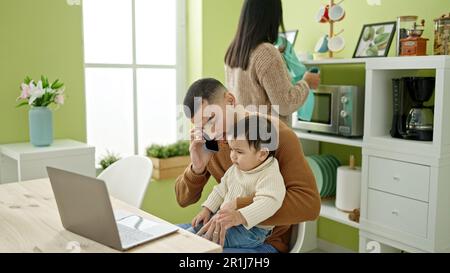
203, 134, 219, 153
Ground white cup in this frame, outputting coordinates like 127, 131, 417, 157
328, 35, 346, 52
329, 4, 346, 22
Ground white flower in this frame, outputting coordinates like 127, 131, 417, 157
56, 87, 65, 95
55, 94, 65, 105
28, 80, 45, 105
18, 83, 31, 100
55, 87, 65, 105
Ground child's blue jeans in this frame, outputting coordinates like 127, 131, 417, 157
185, 223, 270, 249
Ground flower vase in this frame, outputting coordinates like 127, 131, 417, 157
29, 107, 53, 147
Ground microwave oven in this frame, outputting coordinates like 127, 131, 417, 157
293, 85, 365, 137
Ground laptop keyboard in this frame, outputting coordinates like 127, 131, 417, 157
117, 223, 153, 247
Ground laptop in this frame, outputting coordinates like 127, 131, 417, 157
47, 166, 178, 251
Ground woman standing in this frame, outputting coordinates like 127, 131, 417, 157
225, 0, 320, 126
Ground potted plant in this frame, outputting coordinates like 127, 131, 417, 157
99, 151, 121, 171
146, 140, 190, 180
16, 75, 65, 147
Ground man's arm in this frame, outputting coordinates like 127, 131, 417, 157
175, 164, 211, 207
236, 127, 321, 226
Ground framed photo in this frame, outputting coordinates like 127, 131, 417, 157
353, 21, 396, 58
280, 30, 299, 46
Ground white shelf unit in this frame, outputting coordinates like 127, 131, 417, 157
363, 56, 450, 158
302, 58, 368, 65
0, 139, 96, 183
295, 130, 363, 148
295, 130, 363, 226
320, 199, 360, 229
293, 57, 367, 229
359, 56, 450, 253
296, 56, 450, 253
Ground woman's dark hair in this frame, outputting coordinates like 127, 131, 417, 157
224, 0, 286, 70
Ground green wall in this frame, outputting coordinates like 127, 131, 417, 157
0, 0, 86, 144
187, 0, 203, 85
202, 0, 241, 83
187, 0, 242, 85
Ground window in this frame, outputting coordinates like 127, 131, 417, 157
83, 0, 185, 163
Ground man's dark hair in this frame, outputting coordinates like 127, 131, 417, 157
183, 78, 226, 118
233, 115, 278, 157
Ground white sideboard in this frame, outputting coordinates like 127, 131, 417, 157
360, 56, 450, 253
298, 56, 450, 253
0, 139, 96, 184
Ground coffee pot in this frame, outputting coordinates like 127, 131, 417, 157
391, 77, 435, 141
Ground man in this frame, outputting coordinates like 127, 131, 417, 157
176, 78, 320, 253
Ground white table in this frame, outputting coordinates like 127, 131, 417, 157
0, 179, 222, 253
0, 139, 95, 184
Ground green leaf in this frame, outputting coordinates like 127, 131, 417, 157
52, 82, 64, 90
24, 76, 32, 85
16, 101, 29, 108
374, 32, 390, 45
43, 93, 58, 107
51, 79, 60, 89
33, 96, 42, 107
99, 151, 121, 170
41, 75, 49, 88
363, 27, 375, 42
146, 140, 190, 158
366, 44, 379, 57
376, 26, 385, 35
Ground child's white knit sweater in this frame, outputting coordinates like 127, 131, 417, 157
202, 157, 286, 230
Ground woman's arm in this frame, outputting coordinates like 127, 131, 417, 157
254, 44, 315, 116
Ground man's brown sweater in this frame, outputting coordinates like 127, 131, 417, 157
175, 119, 321, 253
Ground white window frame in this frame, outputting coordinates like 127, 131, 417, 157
82, 0, 186, 155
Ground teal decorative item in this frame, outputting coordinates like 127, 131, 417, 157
275, 36, 307, 83
29, 107, 53, 147
298, 90, 315, 122
298, 67, 320, 122
275, 36, 317, 122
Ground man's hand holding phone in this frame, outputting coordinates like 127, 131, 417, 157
190, 128, 214, 175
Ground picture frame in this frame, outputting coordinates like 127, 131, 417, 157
279, 30, 299, 46
353, 21, 396, 58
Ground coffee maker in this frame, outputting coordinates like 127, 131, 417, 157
391, 77, 435, 141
